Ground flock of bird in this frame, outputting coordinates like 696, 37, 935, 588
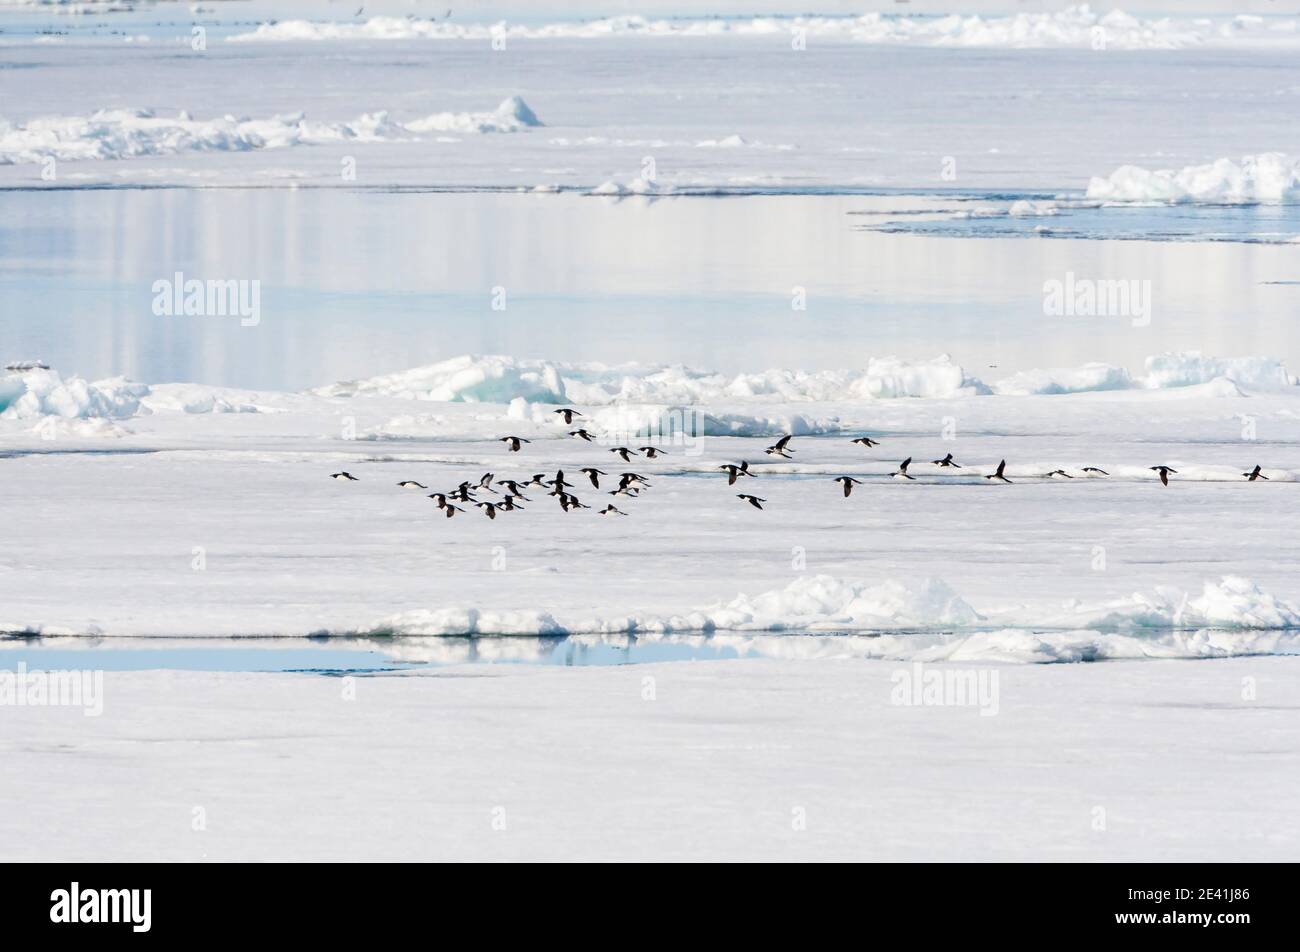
327, 406, 1278, 516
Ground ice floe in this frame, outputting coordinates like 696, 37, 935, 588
1087, 153, 1300, 205
0, 98, 541, 165
358, 574, 1300, 663
228, 7, 1300, 52
993, 363, 1133, 396
0, 368, 143, 420
1140, 352, 1299, 390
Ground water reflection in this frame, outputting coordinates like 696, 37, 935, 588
2, 189, 1297, 390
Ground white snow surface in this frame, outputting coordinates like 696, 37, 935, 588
2, 656, 1297, 860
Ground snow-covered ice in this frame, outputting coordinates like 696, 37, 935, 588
228, 7, 1300, 52
1087, 153, 1300, 205
2, 657, 1297, 861
0, 97, 541, 166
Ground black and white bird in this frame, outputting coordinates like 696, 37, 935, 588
610, 447, 639, 463
982, 460, 1013, 483
330, 472, 358, 481
499, 436, 530, 452
851, 436, 880, 448
580, 467, 606, 488
397, 480, 427, 489
498, 495, 525, 511
497, 479, 526, 496
548, 470, 573, 494
985, 460, 1012, 484
599, 505, 627, 516
932, 453, 961, 468
427, 492, 449, 509
765, 435, 794, 459
638, 446, 666, 459
477, 473, 497, 493
559, 492, 590, 512
619, 473, 651, 491
569, 429, 595, 442
720, 462, 753, 485
475, 501, 498, 519
834, 476, 863, 497
737, 494, 765, 510
554, 408, 583, 425
443, 505, 464, 519
1243, 465, 1268, 482
1082, 467, 1109, 476
527, 474, 550, 489
1150, 465, 1177, 487
890, 457, 915, 480
1043, 469, 1073, 479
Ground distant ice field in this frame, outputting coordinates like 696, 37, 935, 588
3, 5, 1300, 194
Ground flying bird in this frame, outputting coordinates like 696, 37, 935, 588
610, 447, 639, 462
569, 429, 595, 442
985, 460, 1012, 484
890, 457, 915, 480
580, 467, 606, 488
599, 505, 627, 516
1043, 470, 1073, 479
719, 462, 753, 485
397, 480, 427, 489
475, 501, 498, 519
330, 472, 358, 481
932, 453, 961, 468
500, 436, 530, 452
1081, 467, 1109, 476
834, 476, 863, 497
737, 494, 766, 510
638, 446, 666, 459
765, 435, 794, 458
554, 408, 583, 425
851, 436, 880, 448
1150, 465, 1177, 487
1243, 465, 1268, 482
443, 505, 464, 519
559, 493, 590, 512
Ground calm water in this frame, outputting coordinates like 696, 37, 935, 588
3, 189, 1298, 390
0, 636, 759, 671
